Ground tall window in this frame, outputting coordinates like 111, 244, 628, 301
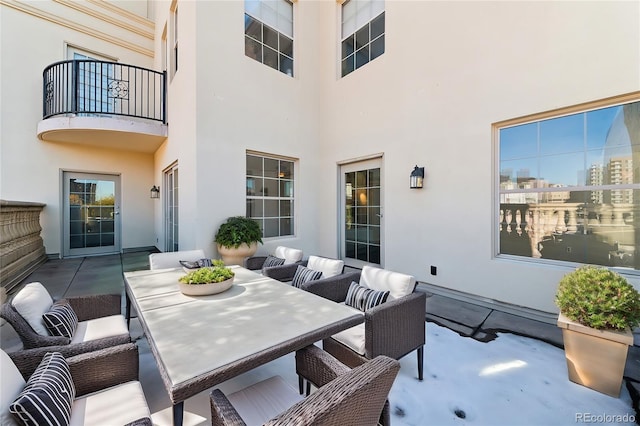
171, 4, 178, 78
246, 153, 295, 238
341, 0, 385, 77
244, 0, 294, 77
497, 97, 640, 270
67, 47, 115, 114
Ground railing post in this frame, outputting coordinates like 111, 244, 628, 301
72, 60, 79, 115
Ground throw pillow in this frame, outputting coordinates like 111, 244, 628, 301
10, 352, 75, 426
42, 300, 78, 339
263, 255, 285, 267
345, 281, 390, 312
179, 258, 213, 269
291, 265, 323, 289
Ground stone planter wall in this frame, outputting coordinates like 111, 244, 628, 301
0, 200, 47, 301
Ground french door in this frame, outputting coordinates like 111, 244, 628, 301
339, 158, 383, 268
164, 164, 179, 252
63, 172, 120, 257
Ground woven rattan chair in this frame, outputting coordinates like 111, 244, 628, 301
315, 265, 426, 380
148, 249, 206, 270
1, 286, 130, 351
210, 345, 399, 426
3, 343, 151, 425
245, 246, 304, 281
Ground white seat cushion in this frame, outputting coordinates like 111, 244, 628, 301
149, 249, 206, 270
273, 246, 303, 265
360, 265, 416, 300
70, 381, 150, 426
70, 315, 128, 344
1, 350, 26, 426
11, 282, 53, 335
226, 375, 303, 425
332, 323, 366, 355
307, 256, 344, 278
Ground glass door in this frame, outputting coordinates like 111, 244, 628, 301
164, 164, 179, 252
340, 158, 383, 268
63, 172, 120, 257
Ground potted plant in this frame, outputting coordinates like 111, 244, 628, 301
555, 265, 640, 397
178, 259, 235, 296
214, 216, 263, 265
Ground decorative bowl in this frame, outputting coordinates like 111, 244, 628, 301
178, 276, 234, 296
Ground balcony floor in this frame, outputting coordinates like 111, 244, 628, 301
2, 251, 639, 425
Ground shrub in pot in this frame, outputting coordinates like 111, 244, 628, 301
555, 265, 640, 397
214, 216, 263, 265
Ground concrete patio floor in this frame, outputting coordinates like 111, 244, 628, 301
2, 250, 640, 424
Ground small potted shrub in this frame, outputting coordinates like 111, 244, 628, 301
178, 260, 235, 296
555, 265, 640, 397
214, 216, 263, 265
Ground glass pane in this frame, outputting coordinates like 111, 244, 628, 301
280, 161, 293, 179
246, 199, 263, 217
355, 46, 369, 69
245, 37, 262, 62
355, 25, 369, 50
264, 199, 279, 217
371, 12, 384, 39
500, 158, 538, 188
369, 244, 380, 264
346, 241, 356, 258
280, 34, 293, 58
500, 123, 538, 160
86, 234, 100, 247
370, 35, 384, 61
356, 189, 368, 206
342, 56, 355, 77
264, 158, 279, 178
369, 188, 380, 206
356, 207, 368, 224
586, 106, 621, 151
247, 155, 262, 176
70, 236, 83, 249
280, 180, 293, 197
70, 221, 84, 234
263, 25, 278, 50
368, 168, 380, 186
264, 46, 278, 70
369, 225, 380, 244
244, 14, 262, 41
356, 170, 367, 187
264, 218, 279, 237
280, 200, 291, 216
356, 243, 367, 261
369, 206, 380, 225
280, 218, 293, 236
345, 222, 355, 241
249, 178, 264, 196
280, 55, 293, 76
101, 220, 114, 233
101, 233, 114, 246
263, 178, 278, 197
342, 35, 355, 59
539, 152, 584, 187
539, 114, 584, 156
356, 225, 369, 243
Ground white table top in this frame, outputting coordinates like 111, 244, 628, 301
124, 266, 363, 402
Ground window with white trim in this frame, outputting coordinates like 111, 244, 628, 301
497, 97, 640, 270
341, 0, 385, 77
246, 153, 295, 238
244, 0, 294, 77
170, 4, 178, 78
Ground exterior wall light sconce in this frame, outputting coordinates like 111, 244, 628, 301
150, 185, 160, 199
410, 166, 425, 189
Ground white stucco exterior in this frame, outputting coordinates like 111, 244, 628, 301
1, 0, 639, 315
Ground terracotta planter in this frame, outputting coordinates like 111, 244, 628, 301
217, 242, 258, 266
178, 276, 234, 296
557, 313, 633, 397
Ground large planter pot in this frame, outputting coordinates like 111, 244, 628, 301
557, 313, 633, 397
217, 242, 258, 266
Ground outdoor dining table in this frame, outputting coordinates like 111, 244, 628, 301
124, 265, 364, 426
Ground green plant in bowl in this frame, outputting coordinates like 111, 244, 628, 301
555, 265, 640, 330
179, 260, 234, 285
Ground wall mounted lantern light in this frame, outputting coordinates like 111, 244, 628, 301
150, 185, 160, 199
410, 165, 425, 189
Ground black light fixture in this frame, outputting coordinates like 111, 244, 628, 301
410, 165, 425, 189
150, 185, 160, 199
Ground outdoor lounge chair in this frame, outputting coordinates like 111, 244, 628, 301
319, 265, 426, 380
210, 345, 399, 426
148, 249, 206, 270
2, 343, 151, 426
0, 282, 130, 351
245, 246, 303, 281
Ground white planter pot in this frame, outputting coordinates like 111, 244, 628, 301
178, 276, 234, 296
217, 242, 258, 266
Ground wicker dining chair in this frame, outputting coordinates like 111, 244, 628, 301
2, 343, 151, 426
0, 282, 130, 351
148, 249, 206, 270
210, 345, 399, 426
245, 246, 304, 281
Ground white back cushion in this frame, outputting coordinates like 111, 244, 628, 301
273, 246, 303, 264
149, 249, 206, 270
1, 349, 26, 426
11, 282, 53, 335
307, 256, 344, 278
360, 265, 416, 300
70, 381, 150, 426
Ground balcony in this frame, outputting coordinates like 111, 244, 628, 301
36, 60, 168, 153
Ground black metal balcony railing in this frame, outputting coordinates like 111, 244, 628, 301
43, 60, 166, 124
